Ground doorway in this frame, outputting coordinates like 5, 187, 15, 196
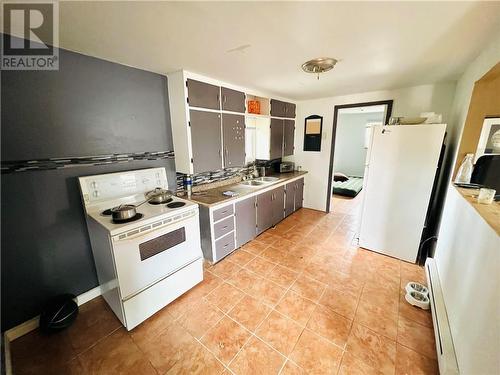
326, 100, 393, 216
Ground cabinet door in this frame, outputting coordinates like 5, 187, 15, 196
294, 178, 304, 210
221, 87, 245, 113
283, 119, 295, 156
284, 182, 295, 217
272, 186, 285, 225
256, 190, 274, 234
284, 102, 296, 118
187, 79, 220, 110
222, 113, 245, 168
235, 196, 256, 247
189, 110, 222, 173
270, 99, 286, 117
270, 118, 284, 160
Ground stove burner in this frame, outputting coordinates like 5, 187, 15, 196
148, 198, 173, 205
167, 201, 186, 209
112, 213, 144, 224
101, 209, 113, 216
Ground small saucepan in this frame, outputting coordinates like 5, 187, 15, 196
111, 202, 146, 222
145, 187, 174, 204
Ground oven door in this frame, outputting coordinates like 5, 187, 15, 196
112, 213, 201, 300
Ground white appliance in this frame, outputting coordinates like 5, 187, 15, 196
78, 167, 203, 330
359, 124, 446, 262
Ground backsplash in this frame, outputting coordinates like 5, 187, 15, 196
1, 151, 175, 174
176, 166, 254, 191
175, 159, 283, 191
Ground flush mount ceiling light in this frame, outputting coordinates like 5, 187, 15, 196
301, 57, 338, 80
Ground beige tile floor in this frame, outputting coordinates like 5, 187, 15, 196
11, 194, 438, 375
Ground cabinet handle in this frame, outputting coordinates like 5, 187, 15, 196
223, 95, 227, 104
225, 148, 229, 156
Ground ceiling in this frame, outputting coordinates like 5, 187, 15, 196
55, 1, 500, 100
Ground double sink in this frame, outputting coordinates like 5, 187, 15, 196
238, 176, 280, 187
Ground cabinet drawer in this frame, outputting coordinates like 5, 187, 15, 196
215, 232, 235, 260
213, 204, 234, 221
213, 216, 234, 239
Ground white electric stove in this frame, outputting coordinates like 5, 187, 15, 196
78, 167, 203, 330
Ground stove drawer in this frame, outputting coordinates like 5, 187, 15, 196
213, 216, 234, 239
215, 231, 235, 261
213, 204, 234, 222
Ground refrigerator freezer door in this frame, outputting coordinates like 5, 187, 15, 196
359, 124, 446, 262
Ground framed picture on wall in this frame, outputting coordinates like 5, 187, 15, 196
303, 115, 323, 151
474, 117, 500, 163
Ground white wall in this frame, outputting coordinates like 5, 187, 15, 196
334, 112, 384, 177
287, 82, 457, 211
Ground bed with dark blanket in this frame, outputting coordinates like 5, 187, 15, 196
333, 175, 363, 197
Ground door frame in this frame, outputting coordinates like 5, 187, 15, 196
325, 100, 393, 212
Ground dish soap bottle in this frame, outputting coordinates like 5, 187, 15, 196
455, 153, 474, 184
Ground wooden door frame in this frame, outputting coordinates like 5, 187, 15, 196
325, 100, 393, 212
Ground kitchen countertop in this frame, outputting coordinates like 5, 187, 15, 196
455, 186, 500, 235
179, 171, 307, 207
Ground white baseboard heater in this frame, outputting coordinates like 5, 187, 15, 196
425, 258, 459, 375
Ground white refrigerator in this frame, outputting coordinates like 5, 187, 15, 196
359, 124, 446, 263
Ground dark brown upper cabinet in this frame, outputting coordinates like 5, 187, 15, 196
222, 113, 245, 168
270, 99, 296, 118
283, 119, 295, 156
221, 87, 245, 113
187, 79, 220, 110
189, 110, 222, 173
284, 102, 296, 118
270, 118, 284, 160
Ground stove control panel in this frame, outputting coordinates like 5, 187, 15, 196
78, 168, 169, 207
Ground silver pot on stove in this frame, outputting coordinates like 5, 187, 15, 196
145, 187, 174, 204
110, 203, 145, 222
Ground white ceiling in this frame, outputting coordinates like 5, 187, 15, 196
56, 1, 500, 100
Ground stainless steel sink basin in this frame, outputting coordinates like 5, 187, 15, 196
239, 180, 266, 187
254, 177, 280, 182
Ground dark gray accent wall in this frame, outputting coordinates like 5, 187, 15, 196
2, 42, 172, 160
1, 39, 176, 330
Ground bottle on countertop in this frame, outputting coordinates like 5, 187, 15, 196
184, 175, 193, 198
455, 153, 474, 184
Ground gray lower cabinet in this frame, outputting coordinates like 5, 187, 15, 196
190, 110, 222, 173
295, 178, 304, 210
270, 118, 284, 160
256, 190, 274, 234
187, 79, 220, 110
271, 186, 285, 225
283, 119, 295, 156
257, 186, 285, 233
235, 196, 256, 247
285, 177, 304, 216
221, 87, 245, 113
222, 113, 245, 168
285, 181, 295, 217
